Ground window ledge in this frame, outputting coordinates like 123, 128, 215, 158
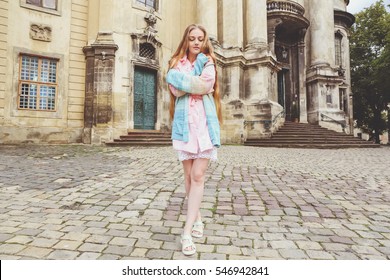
132, 0, 161, 18
20, 1, 61, 16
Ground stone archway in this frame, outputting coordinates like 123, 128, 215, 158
267, 1, 309, 122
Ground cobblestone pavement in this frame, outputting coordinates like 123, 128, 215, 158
0, 144, 389, 260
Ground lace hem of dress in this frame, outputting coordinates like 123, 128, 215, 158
177, 147, 217, 162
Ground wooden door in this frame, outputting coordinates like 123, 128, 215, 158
134, 67, 156, 130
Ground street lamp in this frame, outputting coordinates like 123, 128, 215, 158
282, 47, 288, 59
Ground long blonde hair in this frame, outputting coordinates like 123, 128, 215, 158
168, 24, 222, 123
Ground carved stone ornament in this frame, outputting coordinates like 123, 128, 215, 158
30, 24, 52, 42
144, 8, 157, 26
144, 9, 158, 43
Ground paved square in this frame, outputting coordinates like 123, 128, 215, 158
0, 145, 389, 260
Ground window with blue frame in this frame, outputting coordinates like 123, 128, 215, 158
26, 0, 57, 10
136, 0, 157, 10
18, 55, 58, 111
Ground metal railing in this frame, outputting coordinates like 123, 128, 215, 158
272, 110, 285, 125
320, 113, 346, 132
243, 119, 271, 129
243, 110, 285, 130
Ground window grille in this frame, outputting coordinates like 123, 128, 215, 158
18, 55, 58, 111
136, 0, 157, 10
26, 0, 57, 10
139, 43, 156, 59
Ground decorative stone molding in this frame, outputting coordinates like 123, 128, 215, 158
144, 8, 158, 43
30, 24, 52, 42
334, 10, 355, 29
93, 32, 116, 45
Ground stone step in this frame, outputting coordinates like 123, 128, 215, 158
268, 134, 359, 139
244, 143, 380, 149
117, 134, 171, 141
105, 130, 172, 146
106, 140, 171, 146
244, 122, 379, 149
245, 138, 369, 143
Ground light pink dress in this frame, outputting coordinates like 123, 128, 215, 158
169, 56, 217, 162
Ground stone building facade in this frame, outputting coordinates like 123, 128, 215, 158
0, 0, 354, 144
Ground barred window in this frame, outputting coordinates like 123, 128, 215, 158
335, 32, 343, 66
18, 55, 58, 111
326, 92, 332, 104
26, 0, 57, 10
339, 88, 347, 113
136, 0, 157, 9
139, 43, 156, 59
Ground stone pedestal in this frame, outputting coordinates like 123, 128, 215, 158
82, 32, 118, 144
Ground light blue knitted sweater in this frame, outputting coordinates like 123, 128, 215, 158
166, 53, 220, 147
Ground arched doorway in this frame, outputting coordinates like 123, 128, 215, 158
267, 1, 309, 122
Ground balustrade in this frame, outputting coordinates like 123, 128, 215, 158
267, 1, 305, 15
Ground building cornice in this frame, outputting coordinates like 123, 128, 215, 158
334, 10, 355, 28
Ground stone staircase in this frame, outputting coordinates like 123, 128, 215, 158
244, 122, 380, 148
105, 130, 171, 146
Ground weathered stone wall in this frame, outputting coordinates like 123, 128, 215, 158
0, 0, 88, 144
0, 0, 8, 125
0, 0, 355, 144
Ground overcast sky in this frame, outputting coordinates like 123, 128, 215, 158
347, 0, 390, 14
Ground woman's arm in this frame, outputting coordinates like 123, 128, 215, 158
169, 84, 186, 97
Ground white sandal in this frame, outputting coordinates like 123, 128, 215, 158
181, 234, 196, 256
192, 221, 204, 238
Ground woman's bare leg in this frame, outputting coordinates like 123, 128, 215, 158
182, 159, 202, 221
183, 158, 209, 236
182, 160, 193, 198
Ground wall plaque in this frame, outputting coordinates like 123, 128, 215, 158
30, 24, 52, 42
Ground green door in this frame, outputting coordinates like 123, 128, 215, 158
134, 67, 156, 130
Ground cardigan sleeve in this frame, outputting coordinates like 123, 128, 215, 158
169, 84, 186, 97
166, 62, 216, 95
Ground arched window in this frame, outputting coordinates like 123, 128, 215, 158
139, 43, 156, 60
335, 31, 343, 67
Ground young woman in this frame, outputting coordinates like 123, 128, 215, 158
166, 24, 222, 256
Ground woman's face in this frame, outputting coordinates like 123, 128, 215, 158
187, 28, 205, 60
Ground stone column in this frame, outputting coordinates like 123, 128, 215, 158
245, 0, 267, 49
306, 0, 336, 125
83, 0, 118, 144
298, 36, 307, 122
98, 0, 114, 33
309, 0, 335, 67
197, 0, 218, 41
87, 0, 115, 44
82, 37, 118, 144
344, 32, 354, 134
220, 0, 243, 48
